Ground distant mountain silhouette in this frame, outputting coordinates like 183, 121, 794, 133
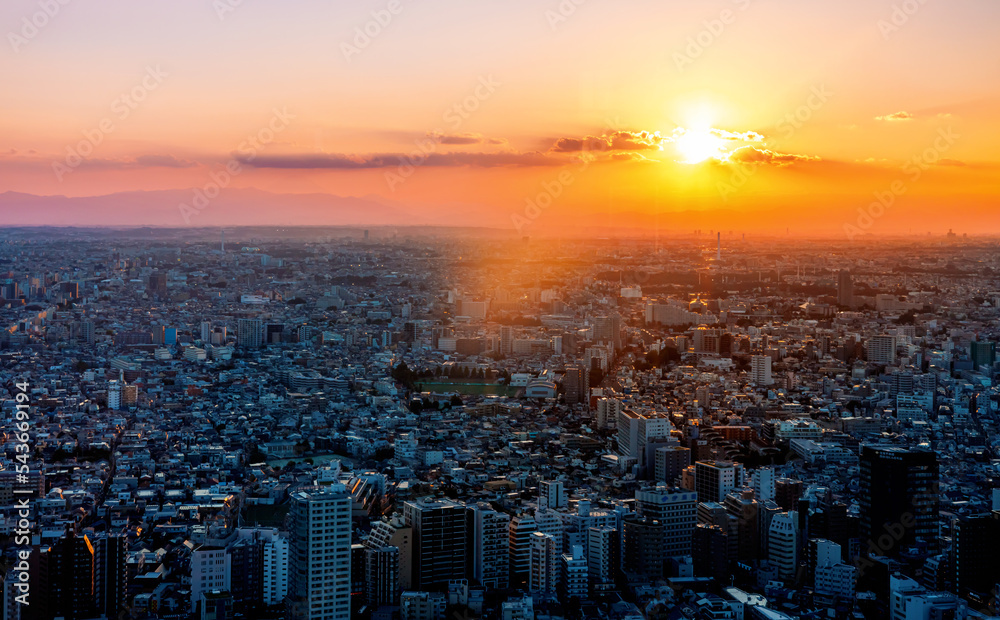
0, 188, 415, 227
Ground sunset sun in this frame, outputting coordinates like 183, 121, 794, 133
675, 127, 727, 164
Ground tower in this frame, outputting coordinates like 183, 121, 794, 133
859, 446, 939, 557
837, 270, 854, 307
402, 498, 468, 590
288, 486, 352, 620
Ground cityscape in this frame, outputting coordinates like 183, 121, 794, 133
0, 229, 998, 620
3, 0, 1000, 619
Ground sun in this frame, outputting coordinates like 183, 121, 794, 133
675, 127, 727, 164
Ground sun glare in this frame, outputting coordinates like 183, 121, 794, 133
675, 127, 727, 164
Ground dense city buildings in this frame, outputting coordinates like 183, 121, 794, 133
1, 229, 999, 620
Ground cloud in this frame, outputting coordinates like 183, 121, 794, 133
237, 151, 562, 169
936, 158, 965, 167
709, 129, 764, 142
875, 111, 915, 122
75, 154, 197, 169
725, 146, 820, 166
427, 132, 508, 146
550, 130, 666, 153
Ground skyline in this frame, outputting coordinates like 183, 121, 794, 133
2, 0, 999, 235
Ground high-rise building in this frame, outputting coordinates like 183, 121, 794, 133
147, 271, 168, 298
635, 486, 698, 558
695, 461, 743, 503
774, 478, 804, 512
93, 534, 128, 620
563, 363, 589, 405
970, 340, 996, 370
751, 355, 773, 386
367, 515, 412, 590
752, 468, 776, 502
28, 531, 96, 620
500, 325, 514, 355
558, 545, 588, 603
238, 318, 263, 349
586, 526, 619, 593
810, 539, 856, 600
402, 498, 468, 590
767, 511, 799, 583
867, 334, 898, 365
200, 320, 213, 342
617, 409, 672, 464
859, 446, 939, 557
953, 513, 1000, 598
654, 445, 691, 485
724, 490, 760, 563
508, 512, 537, 588
190, 546, 230, 612
365, 546, 399, 607
540, 480, 567, 510
107, 379, 122, 411
469, 503, 509, 589
288, 486, 352, 620
837, 270, 854, 307
528, 532, 559, 595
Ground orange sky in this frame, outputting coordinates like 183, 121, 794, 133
1, 0, 998, 236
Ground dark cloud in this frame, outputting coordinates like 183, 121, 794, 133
237, 151, 561, 169
427, 132, 508, 146
551, 130, 666, 153
726, 146, 820, 166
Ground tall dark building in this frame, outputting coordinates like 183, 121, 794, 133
229, 535, 265, 615
953, 513, 1000, 599
970, 340, 996, 370
402, 498, 468, 590
147, 272, 168, 298
837, 270, 854, 307
692, 524, 729, 583
28, 531, 96, 620
775, 478, 803, 512
94, 534, 128, 620
563, 363, 589, 406
859, 446, 939, 558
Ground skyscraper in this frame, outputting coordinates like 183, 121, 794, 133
867, 334, 898, 365
402, 498, 468, 590
859, 446, 939, 558
751, 355, 773, 386
469, 503, 510, 589
767, 511, 799, 583
970, 340, 996, 370
238, 318, 263, 349
837, 270, 854, 307
28, 531, 95, 620
288, 486, 352, 620
563, 363, 589, 406
695, 460, 743, 503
